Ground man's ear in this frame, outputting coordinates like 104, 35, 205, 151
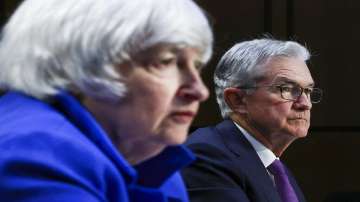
224, 87, 248, 114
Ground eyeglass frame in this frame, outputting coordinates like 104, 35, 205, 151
236, 83, 323, 104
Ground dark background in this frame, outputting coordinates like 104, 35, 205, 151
1, 0, 360, 201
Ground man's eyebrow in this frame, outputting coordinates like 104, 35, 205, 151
273, 77, 315, 87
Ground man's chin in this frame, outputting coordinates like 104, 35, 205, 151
294, 129, 309, 139
285, 127, 309, 139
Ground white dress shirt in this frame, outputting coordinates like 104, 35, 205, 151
233, 122, 278, 184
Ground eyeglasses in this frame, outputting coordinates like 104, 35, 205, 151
238, 84, 323, 103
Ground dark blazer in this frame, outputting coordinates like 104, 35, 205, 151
181, 119, 306, 202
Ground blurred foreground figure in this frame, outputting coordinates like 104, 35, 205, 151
0, 0, 213, 201
182, 38, 322, 202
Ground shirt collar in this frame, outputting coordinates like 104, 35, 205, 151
233, 122, 277, 167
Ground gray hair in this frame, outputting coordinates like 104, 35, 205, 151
0, 0, 213, 100
214, 38, 310, 118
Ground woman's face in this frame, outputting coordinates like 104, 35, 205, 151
84, 44, 209, 151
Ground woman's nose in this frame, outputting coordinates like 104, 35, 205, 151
177, 71, 209, 102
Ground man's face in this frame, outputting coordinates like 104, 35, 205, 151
243, 57, 314, 141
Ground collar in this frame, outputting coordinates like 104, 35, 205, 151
135, 145, 195, 187
215, 120, 283, 201
233, 122, 277, 168
54, 91, 194, 187
54, 91, 137, 183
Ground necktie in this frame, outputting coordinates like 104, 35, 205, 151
268, 159, 299, 202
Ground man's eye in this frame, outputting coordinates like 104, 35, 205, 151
304, 88, 313, 95
280, 86, 293, 92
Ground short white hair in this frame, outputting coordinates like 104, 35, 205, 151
0, 0, 213, 100
214, 38, 310, 118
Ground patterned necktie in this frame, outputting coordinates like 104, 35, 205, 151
268, 159, 299, 202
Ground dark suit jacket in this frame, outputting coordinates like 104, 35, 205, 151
182, 119, 306, 202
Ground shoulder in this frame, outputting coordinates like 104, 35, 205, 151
0, 93, 102, 162
186, 120, 230, 147
0, 128, 126, 194
0, 128, 128, 201
186, 125, 220, 145
185, 120, 243, 159
182, 120, 257, 187
0, 93, 128, 201
0, 92, 72, 135
182, 127, 252, 202
183, 123, 247, 185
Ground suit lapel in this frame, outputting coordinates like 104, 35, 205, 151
215, 120, 282, 202
286, 167, 306, 202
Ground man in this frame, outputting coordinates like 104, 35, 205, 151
181, 38, 322, 202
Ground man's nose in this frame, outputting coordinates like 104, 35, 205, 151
294, 92, 312, 110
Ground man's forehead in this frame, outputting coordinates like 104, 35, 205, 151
272, 76, 315, 87
257, 57, 314, 85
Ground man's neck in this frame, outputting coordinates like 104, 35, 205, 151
234, 122, 277, 167
230, 115, 295, 157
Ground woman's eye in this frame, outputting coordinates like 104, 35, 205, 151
159, 57, 177, 66
195, 61, 204, 72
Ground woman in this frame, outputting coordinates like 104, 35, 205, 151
0, 0, 213, 201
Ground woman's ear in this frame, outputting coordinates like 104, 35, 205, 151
223, 87, 248, 114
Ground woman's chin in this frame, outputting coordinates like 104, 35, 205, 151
160, 129, 189, 146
